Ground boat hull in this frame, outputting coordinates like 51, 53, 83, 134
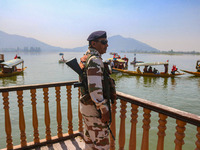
0, 67, 27, 77
113, 68, 184, 77
59, 60, 67, 63
180, 69, 200, 77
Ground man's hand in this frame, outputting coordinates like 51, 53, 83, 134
101, 111, 110, 123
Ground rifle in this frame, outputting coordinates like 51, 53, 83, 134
66, 58, 115, 140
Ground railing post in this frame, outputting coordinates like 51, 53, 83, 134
174, 120, 186, 150
141, 108, 151, 150
196, 126, 200, 150
2, 92, 13, 150
17, 90, 27, 147
129, 104, 139, 150
55, 86, 63, 138
78, 87, 83, 132
119, 100, 127, 150
30, 89, 40, 144
157, 113, 167, 150
110, 100, 117, 150
43, 87, 51, 141
67, 85, 73, 135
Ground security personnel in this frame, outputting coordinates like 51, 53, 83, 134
79, 31, 110, 150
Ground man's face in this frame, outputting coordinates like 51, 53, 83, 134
92, 38, 108, 54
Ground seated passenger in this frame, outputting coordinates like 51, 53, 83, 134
148, 66, 153, 73
171, 65, 178, 75
196, 65, 200, 72
153, 68, 158, 74
137, 67, 141, 73
143, 66, 148, 73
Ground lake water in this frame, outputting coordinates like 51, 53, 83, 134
0, 52, 200, 149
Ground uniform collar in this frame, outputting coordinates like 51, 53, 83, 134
86, 48, 101, 57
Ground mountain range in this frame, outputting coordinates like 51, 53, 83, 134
0, 30, 160, 52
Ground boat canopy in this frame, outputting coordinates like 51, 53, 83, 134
107, 58, 125, 62
1, 59, 24, 68
135, 62, 168, 67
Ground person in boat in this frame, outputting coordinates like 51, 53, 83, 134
79, 31, 116, 150
62, 55, 64, 61
143, 66, 148, 73
171, 65, 178, 75
197, 65, 200, 72
164, 64, 168, 74
137, 67, 141, 73
110, 60, 114, 68
133, 54, 136, 63
148, 66, 153, 73
118, 62, 124, 69
153, 68, 158, 74
196, 61, 200, 72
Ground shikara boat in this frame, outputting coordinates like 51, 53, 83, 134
130, 60, 144, 65
180, 70, 200, 77
107, 58, 128, 73
113, 61, 184, 77
0, 58, 27, 77
113, 68, 183, 77
130, 53, 144, 65
58, 53, 67, 63
59, 59, 67, 63
180, 60, 200, 77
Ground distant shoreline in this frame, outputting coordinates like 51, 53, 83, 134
121, 51, 200, 55
1, 49, 200, 55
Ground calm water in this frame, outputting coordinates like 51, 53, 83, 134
0, 52, 200, 149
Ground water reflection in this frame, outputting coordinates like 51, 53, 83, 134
198, 79, 200, 88
170, 78, 177, 90
188, 76, 200, 88
0, 74, 25, 86
110, 73, 131, 81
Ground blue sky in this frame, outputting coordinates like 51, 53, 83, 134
0, 0, 200, 51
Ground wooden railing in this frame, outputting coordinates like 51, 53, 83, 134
1, 81, 200, 150
109, 92, 200, 150
0, 81, 83, 150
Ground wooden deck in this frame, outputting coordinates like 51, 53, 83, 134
31, 136, 85, 150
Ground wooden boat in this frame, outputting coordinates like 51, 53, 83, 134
58, 53, 67, 63
180, 69, 200, 77
130, 61, 144, 65
0, 58, 27, 77
107, 58, 128, 73
130, 53, 144, 65
113, 61, 184, 77
180, 60, 200, 77
59, 59, 67, 63
113, 68, 183, 77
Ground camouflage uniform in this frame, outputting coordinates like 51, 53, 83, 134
80, 48, 110, 150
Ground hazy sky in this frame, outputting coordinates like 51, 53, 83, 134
0, 0, 200, 51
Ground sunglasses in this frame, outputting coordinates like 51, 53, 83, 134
96, 39, 108, 45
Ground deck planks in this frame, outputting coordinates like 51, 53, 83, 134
32, 136, 85, 150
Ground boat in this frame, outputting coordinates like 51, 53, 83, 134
113, 61, 184, 77
107, 57, 128, 73
130, 60, 144, 65
58, 53, 67, 63
0, 58, 27, 77
59, 59, 67, 63
180, 70, 200, 77
110, 52, 118, 55
130, 53, 144, 65
180, 60, 200, 77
